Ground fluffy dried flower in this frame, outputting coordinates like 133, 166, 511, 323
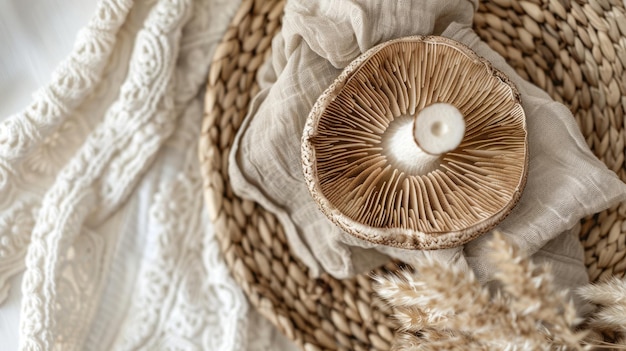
374, 232, 589, 350
578, 277, 626, 345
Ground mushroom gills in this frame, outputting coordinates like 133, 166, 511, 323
302, 36, 528, 249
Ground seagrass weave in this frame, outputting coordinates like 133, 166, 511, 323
199, 0, 626, 350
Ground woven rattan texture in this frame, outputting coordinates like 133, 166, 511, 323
199, 0, 626, 350
473, 0, 626, 283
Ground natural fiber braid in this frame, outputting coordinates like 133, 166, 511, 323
200, 0, 626, 349
474, 0, 626, 282
199, 1, 399, 350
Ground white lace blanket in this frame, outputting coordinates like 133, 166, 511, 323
0, 0, 295, 350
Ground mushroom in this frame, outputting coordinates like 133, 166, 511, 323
301, 36, 528, 250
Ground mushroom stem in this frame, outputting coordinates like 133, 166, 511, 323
413, 103, 465, 156
383, 116, 441, 175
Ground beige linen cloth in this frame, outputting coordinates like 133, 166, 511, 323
229, 0, 626, 311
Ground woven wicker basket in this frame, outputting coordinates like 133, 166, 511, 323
199, 0, 626, 350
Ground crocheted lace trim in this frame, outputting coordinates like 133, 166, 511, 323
0, 0, 279, 349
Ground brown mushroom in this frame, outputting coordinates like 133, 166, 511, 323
301, 36, 528, 250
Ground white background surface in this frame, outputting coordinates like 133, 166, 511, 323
0, 0, 98, 117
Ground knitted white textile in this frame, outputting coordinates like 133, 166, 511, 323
0, 0, 296, 350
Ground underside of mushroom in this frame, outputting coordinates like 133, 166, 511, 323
302, 36, 528, 250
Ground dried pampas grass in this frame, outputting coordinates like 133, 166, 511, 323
374, 232, 590, 350
578, 278, 626, 345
